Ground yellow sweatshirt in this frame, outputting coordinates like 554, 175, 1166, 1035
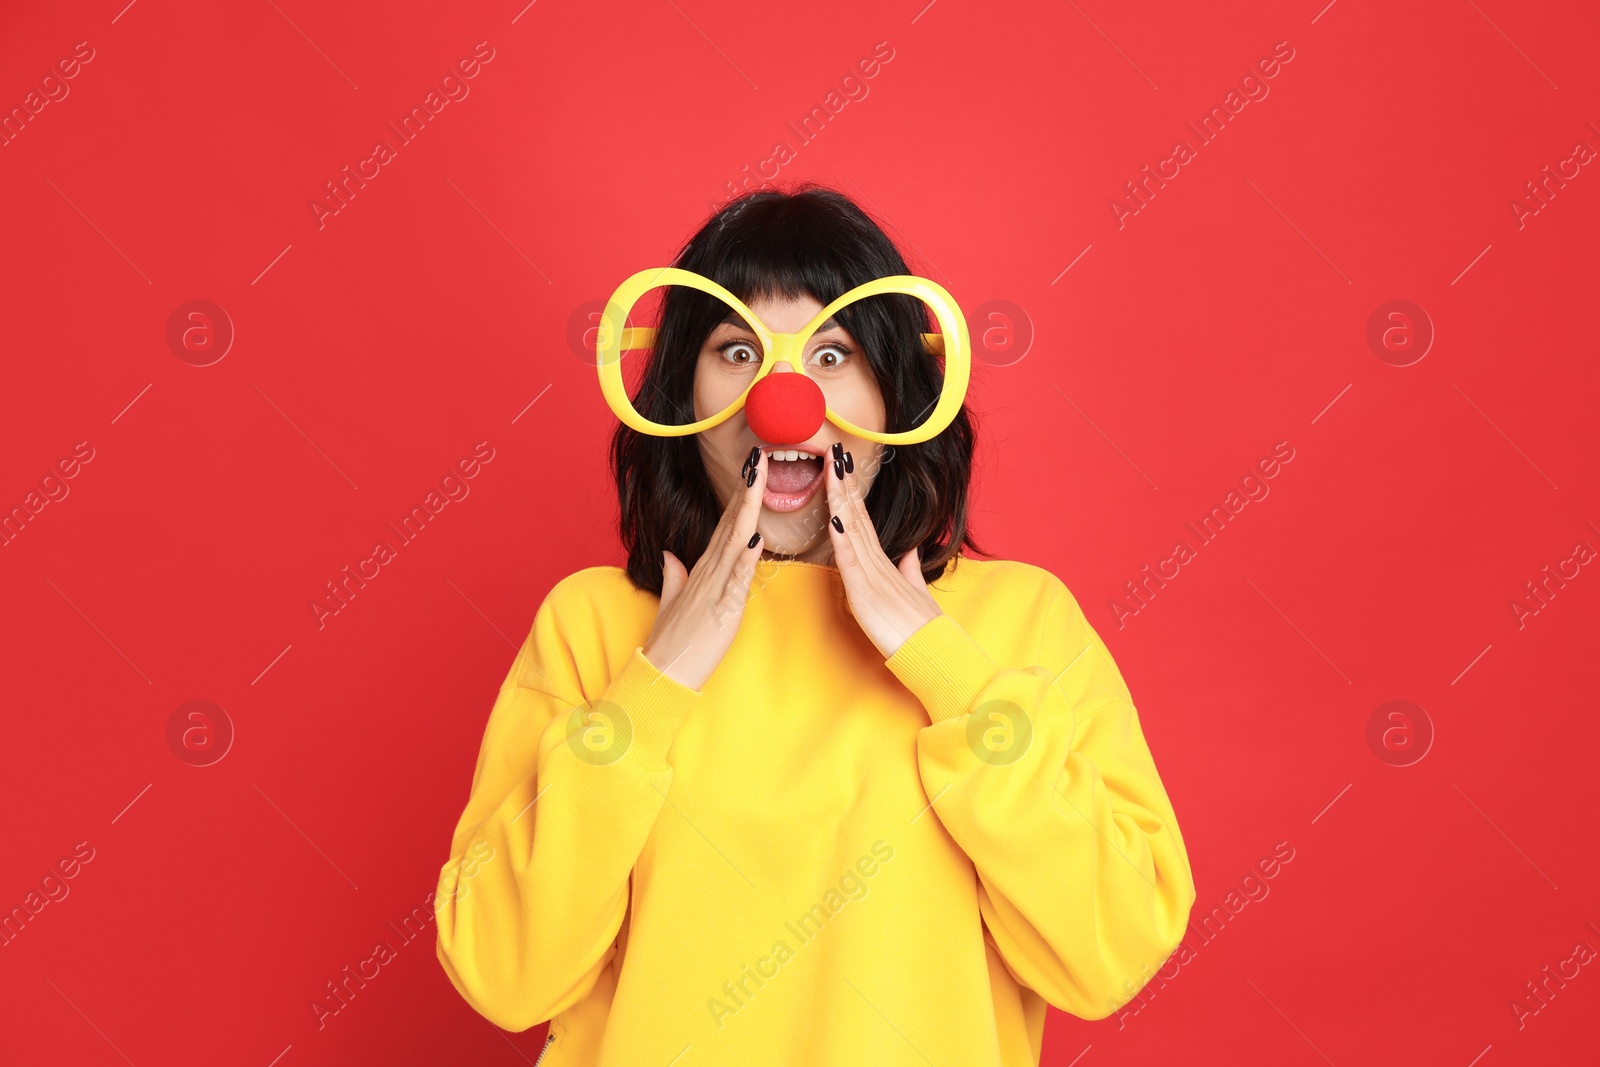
435, 556, 1194, 1066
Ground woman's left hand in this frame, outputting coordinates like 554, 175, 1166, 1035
824, 441, 943, 658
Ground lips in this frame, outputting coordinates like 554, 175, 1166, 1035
762, 453, 825, 513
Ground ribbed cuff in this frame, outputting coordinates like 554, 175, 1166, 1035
598, 646, 702, 768
883, 613, 1000, 724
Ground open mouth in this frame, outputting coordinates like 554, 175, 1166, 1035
761, 448, 825, 512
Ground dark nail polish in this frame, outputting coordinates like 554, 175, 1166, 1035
747, 531, 761, 548
746, 464, 758, 487
740, 459, 751, 479
843, 450, 854, 474
748, 445, 761, 467
831, 515, 844, 533
832, 441, 844, 462
833, 458, 844, 480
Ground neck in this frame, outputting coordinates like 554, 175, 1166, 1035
761, 536, 835, 567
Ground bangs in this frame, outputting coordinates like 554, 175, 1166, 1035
684, 192, 907, 311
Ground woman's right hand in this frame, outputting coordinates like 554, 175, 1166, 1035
642, 446, 767, 691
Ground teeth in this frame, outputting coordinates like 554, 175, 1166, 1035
766, 449, 817, 461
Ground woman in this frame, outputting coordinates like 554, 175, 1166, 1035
434, 186, 1195, 1066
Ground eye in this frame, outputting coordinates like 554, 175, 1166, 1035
716, 339, 761, 365
811, 343, 852, 369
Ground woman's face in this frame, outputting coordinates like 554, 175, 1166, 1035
694, 291, 887, 563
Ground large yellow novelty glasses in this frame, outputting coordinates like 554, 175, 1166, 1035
595, 267, 972, 446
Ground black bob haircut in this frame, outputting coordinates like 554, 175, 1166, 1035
609, 184, 987, 595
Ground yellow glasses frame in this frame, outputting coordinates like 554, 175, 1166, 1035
595, 267, 972, 445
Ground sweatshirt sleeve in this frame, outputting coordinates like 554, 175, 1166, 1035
882, 575, 1196, 1020
434, 576, 701, 1032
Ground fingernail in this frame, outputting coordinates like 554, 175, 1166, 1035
831, 441, 844, 462
747, 464, 758, 487
843, 450, 854, 474
833, 458, 844, 480
747, 531, 761, 548
831, 515, 844, 533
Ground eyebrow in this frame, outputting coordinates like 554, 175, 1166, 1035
718, 312, 842, 332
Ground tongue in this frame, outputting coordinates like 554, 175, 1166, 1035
766, 457, 822, 493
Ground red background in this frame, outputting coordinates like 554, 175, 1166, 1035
2, 0, 1597, 1063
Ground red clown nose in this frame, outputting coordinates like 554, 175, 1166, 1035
743, 370, 826, 445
